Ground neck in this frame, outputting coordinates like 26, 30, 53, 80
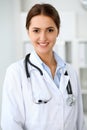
38, 52, 57, 68
38, 52, 54, 65
37, 51, 57, 78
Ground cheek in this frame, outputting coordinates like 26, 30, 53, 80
49, 35, 57, 43
48, 32, 58, 41
29, 33, 37, 43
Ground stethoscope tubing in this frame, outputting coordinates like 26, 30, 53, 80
25, 53, 43, 78
64, 71, 73, 94
25, 53, 73, 94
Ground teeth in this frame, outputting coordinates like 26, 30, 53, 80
39, 42, 48, 47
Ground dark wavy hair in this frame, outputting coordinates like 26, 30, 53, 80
26, 3, 60, 30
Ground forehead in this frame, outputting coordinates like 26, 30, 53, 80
29, 15, 56, 28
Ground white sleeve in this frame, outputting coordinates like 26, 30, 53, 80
1, 65, 25, 130
76, 74, 87, 130
66, 63, 87, 130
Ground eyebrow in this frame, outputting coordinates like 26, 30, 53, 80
32, 26, 55, 29
46, 27, 55, 29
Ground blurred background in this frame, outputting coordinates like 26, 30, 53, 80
0, 0, 87, 129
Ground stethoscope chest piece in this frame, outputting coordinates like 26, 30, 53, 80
66, 94, 76, 106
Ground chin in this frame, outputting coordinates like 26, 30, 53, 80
37, 49, 52, 55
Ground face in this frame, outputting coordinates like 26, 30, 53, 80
28, 15, 59, 56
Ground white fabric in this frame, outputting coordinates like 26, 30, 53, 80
1, 52, 87, 130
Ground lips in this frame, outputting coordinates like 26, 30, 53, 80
38, 42, 49, 47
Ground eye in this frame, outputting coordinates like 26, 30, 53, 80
48, 28, 54, 32
33, 29, 40, 33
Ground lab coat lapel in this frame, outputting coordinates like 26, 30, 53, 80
28, 52, 52, 103
29, 52, 44, 71
29, 52, 69, 102
59, 73, 69, 93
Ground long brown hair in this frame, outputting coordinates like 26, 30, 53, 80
26, 3, 60, 30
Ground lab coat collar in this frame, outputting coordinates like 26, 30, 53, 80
29, 51, 70, 98
29, 51, 67, 74
54, 51, 66, 70
29, 51, 44, 72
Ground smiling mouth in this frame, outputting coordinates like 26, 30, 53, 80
38, 42, 49, 47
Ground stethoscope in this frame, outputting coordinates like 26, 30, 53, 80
25, 53, 76, 106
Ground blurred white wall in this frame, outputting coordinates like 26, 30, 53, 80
0, 0, 87, 129
0, 0, 23, 128
21, 0, 86, 12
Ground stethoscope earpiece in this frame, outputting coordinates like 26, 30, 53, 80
38, 100, 48, 104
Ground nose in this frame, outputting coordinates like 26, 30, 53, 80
39, 31, 47, 42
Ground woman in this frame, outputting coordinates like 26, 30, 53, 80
1, 3, 86, 130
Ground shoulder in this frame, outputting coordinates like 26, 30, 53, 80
66, 63, 77, 75
5, 58, 25, 79
7, 59, 24, 72
3, 58, 26, 91
65, 63, 79, 86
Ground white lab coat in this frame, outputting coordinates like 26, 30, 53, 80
1, 52, 86, 130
